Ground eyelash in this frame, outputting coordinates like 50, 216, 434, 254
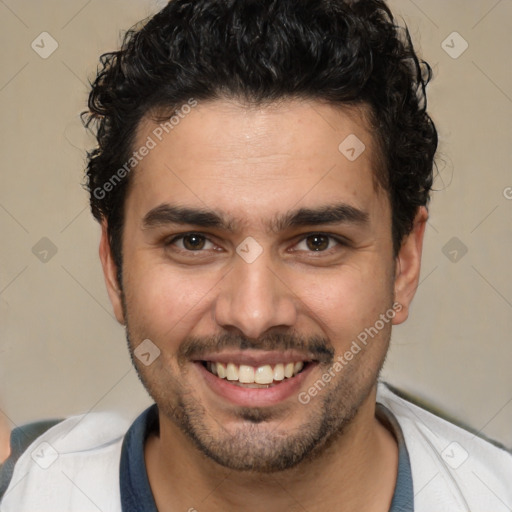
164, 232, 349, 255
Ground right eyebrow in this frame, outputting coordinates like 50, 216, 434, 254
142, 204, 236, 232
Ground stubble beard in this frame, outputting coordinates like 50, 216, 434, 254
124, 325, 389, 473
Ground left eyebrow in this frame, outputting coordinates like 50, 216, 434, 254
272, 203, 369, 232
141, 202, 370, 233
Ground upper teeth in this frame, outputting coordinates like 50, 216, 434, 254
207, 361, 305, 384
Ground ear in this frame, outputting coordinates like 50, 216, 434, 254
99, 220, 125, 325
392, 206, 428, 325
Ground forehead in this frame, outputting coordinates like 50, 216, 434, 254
126, 98, 389, 230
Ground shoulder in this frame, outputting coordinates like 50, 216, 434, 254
0, 410, 131, 512
377, 382, 512, 511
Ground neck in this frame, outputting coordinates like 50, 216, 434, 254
145, 386, 398, 512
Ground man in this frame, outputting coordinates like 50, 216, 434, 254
1, 0, 510, 510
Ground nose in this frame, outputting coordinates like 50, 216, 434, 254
214, 250, 298, 339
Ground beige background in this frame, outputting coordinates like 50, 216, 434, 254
0, 0, 511, 448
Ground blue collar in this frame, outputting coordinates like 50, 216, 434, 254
120, 404, 159, 511
120, 403, 413, 511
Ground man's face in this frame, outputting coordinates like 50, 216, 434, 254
102, 99, 418, 472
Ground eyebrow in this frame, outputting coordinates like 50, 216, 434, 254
142, 202, 369, 233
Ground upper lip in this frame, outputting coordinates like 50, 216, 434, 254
195, 350, 316, 367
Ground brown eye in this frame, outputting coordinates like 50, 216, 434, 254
181, 234, 207, 250
305, 234, 330, 251
293, 233, 346, 254
167, 233, 215, 252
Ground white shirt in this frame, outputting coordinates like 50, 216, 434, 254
1, 382, 511, 511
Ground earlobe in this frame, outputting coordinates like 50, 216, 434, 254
392, 206, 428, 325
99, 221, 126, 325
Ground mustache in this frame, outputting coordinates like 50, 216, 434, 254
177, 332, 335, 365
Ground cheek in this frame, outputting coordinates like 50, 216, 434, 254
123, 261, 220, 342
300, 263, 393, 342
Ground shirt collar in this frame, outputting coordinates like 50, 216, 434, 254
120, 402, 413, 512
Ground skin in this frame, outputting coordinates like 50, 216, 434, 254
100, 98, 428, 511
0, 414, 10, 464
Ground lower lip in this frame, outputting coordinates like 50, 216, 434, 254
194, 361, 316, 407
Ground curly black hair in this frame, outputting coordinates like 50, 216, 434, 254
84, 0, 437, 283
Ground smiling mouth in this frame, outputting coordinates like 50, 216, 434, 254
200, 360, 311, 388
